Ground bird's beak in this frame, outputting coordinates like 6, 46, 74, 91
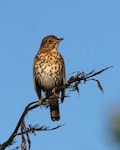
58, 38, 64, 42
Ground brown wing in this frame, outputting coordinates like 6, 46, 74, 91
33, 76, 42, 100
61, 59, 66, 103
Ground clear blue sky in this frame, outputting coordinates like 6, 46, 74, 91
0, 0, 120, 150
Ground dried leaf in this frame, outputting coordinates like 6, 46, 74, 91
26, 133, 31, 150
92, 79, 104, 93
21, 134, 26, 150
74, 83, 79, 93
85, 69, 95, 76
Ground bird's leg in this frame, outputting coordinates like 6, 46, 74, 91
52, 88, 57, 97
38, 91, 47, 106
51, 88, 61, 99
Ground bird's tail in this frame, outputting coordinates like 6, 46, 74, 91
49, 95, 60, 121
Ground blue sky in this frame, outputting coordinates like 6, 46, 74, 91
0, 0, 120, 150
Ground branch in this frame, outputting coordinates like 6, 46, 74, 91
0, 66, 113, 150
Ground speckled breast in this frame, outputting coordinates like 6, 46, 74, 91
34, 49, 64, 91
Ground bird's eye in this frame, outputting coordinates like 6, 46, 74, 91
47, 39, 53, 44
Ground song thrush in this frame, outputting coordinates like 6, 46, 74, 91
33, 35, 66, 121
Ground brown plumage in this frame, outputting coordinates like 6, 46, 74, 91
33, 35, 66, 121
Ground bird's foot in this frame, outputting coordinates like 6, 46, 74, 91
52, 87, 58, 97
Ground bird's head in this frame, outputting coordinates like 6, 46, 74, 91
40, 35, 63, 52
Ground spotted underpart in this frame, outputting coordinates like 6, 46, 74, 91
34, 48, 65, 91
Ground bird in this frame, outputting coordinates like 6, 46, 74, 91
33, 35, 66, 121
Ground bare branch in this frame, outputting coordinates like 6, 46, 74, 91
0, 66, 113, 150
